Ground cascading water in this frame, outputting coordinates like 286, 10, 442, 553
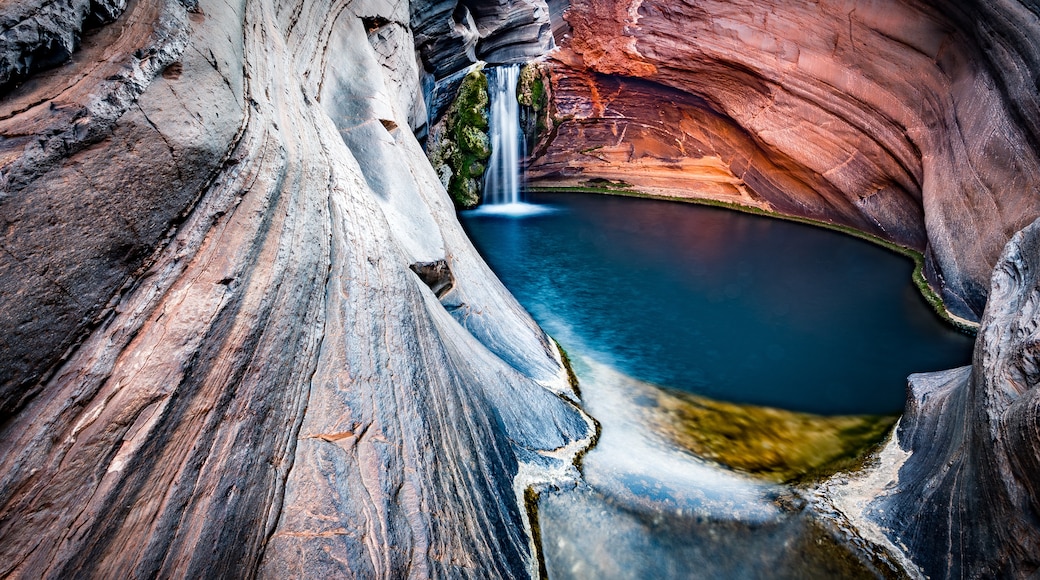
483, 64, 525, 207
469, 64, 555, 217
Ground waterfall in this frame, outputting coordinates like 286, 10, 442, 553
483, 64, 524, 206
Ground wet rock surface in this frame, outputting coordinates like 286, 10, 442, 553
536, 359, 899, 579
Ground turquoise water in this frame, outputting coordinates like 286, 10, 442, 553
461, 192, 974, 415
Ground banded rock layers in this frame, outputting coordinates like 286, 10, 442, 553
869, 216, 1040, 578
528, 0, 1040, 321
3, 0, 1040, 578
526, 1, 1040, 574
0, 0, 589, 577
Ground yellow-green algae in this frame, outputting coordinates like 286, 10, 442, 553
647, 385, 897, 484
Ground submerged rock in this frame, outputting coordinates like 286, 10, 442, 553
651, 387, 897, 484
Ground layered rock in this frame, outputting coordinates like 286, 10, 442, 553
4, 0, 1040, 577
0, 0, 130, 90
529, 0, 1040, 321
411, 0, 552, 79
0, 0, 590, 577
0, 0, 204, 417
411, 0, 553, 127
868, 216, 1040, 577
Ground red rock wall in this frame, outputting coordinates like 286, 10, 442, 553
529, 0, 1040, 321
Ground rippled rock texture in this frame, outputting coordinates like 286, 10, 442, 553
0, 0, 590, 577
412, 0, 553, 80
869, 216, 1040, 578
529, 0, 1040, 321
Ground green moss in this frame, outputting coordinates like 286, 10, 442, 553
649, 386, 898, 484
518, 63, 554, 154
551, 338, 581, 398
518, 63, 546, 111
443, 70, 491, 209
528, 185, 977, 334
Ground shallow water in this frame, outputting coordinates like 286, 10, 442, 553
533, 358, 893, 579
461, 191, 974, 415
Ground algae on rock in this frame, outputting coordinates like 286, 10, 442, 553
649, 386, 897, 484
427, 69, 491, 208
518, 62, 551, 156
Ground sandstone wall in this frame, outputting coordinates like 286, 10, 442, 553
529, 0, 1040, 321
0, 0, 589, 577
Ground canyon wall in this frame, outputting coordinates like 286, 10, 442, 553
0, 0, 590, 577
2, 0, 1040, 577
529, 0, 1040, 321
528, 2, 1040, 573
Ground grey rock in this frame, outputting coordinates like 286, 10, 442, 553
870, 216, 1040, 577
412, 0, 553, 80
0, 0, 130, 90
0, 0, 589, 577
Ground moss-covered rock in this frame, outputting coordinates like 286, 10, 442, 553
459, 124, 490, 157
517, 63, 546, 110
427, 69, 492, 209
518, 62, 552, 156
648, 386, 897, 484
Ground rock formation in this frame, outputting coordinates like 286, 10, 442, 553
411, 0, 553, 80
426, 69, 492, 208
3, 0, 1040, 577
528, 0, 1040, 322
0, 0, 590, 577
525, 2, 1040, 573
869, 216, 1040, 578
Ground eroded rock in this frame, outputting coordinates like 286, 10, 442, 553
868, 216, 1040, 578
531, 0, 1040, 322
0, 0, 589, 577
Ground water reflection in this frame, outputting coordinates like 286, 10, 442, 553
461, 192, 974, 414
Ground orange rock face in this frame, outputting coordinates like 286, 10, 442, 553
529, 0, 1040, 320
528, 66, 925, 247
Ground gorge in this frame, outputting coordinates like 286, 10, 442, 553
1, 0, 1040, 578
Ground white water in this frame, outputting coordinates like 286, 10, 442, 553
483, 64, 529, 211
